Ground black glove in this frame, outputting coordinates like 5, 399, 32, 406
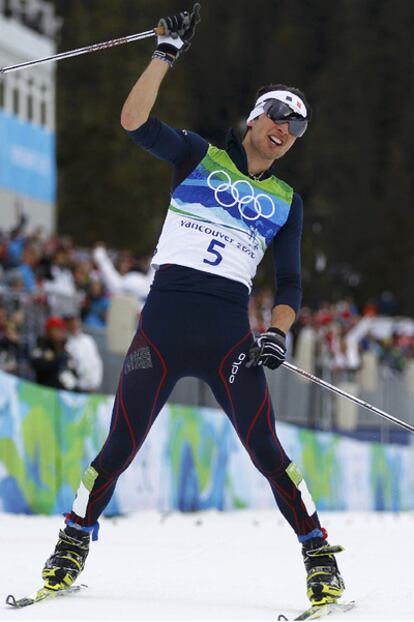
246, 328, 287, 370
156, 3, 201, 58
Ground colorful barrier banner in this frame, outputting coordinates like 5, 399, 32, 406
0, 370, 413, 515
0, 111, 56, 203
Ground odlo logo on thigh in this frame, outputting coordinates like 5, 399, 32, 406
229, 352, 246, 384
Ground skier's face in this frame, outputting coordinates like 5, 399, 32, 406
248, 112, 297, 161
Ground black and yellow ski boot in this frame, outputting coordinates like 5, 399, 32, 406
302, 536, 345, 606
42, 526, 90, 591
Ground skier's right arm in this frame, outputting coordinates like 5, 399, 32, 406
120, 59, 170, 132
120, 4, 201, 132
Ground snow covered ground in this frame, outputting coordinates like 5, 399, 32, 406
1, 510, 413, 622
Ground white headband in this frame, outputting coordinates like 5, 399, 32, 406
247, 89, 307, 124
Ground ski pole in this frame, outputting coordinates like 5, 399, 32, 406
282, 360, 414, 433
0, 26, 165, 75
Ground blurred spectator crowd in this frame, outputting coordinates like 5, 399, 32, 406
0, 215, 153, 391
250, 291, 414, 379
1, 216, 414, 393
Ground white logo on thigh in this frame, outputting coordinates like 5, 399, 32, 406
229, 352, 246, 384
207, 170, 275, 221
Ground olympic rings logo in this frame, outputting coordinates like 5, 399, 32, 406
207, 170, 275, 222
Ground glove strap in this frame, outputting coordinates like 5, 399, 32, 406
266, 327, 286, 338
151, 50, 175, 69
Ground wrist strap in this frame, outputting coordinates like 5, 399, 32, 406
151, 50, 175, 69
266, 327, 286, 338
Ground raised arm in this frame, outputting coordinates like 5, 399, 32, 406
120, 59, 170, 131
120, 4, 201, 131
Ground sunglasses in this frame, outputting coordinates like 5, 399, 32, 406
263, 99, 308, 138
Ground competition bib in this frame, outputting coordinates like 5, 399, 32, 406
152, 145, 294, 291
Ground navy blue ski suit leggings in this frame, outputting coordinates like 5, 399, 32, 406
68, 266, 322, 540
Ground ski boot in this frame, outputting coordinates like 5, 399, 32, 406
42, 525, 90, 591
302, 536, 345, 606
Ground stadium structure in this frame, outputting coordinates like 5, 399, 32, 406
0, 0, 60, 234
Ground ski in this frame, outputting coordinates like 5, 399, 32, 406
278, 600, 356, 621
6, 583, 87, 609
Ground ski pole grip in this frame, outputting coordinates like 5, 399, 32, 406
153, 26, 166, 36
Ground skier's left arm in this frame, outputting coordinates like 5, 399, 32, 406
271, 192, 303, 329
247, 193, 303, 370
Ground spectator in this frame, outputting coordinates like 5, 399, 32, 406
379, 332, 406, 373
72, 258, 94, 296
42, 245, 75, 293
31, 316, 78, 390
5, 212, 28, 268
331, 332, 360, 380
81, 279, 111, 328
4, 269, 25, 294
13, 242, 41, 292
64, 314, 103, 392
42, 246, 79, 316
93, 245, 154, 312
0, 305, 20, 374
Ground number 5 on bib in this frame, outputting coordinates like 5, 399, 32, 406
203, 240, 226, 266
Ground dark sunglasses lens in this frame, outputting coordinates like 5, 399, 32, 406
287, 118, 308, 137
264, 99, 308, 137
265, 100, 293, 119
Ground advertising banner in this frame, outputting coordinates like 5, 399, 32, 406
0, 111, 56, 203
0, 371, 413, 515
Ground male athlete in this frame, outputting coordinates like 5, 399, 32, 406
41, 4, 345, 607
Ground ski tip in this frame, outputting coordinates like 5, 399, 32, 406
6, 594, 17, 607
5, 583, 88, 608
296, 600, 356, 621
278, 600, 356, 621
